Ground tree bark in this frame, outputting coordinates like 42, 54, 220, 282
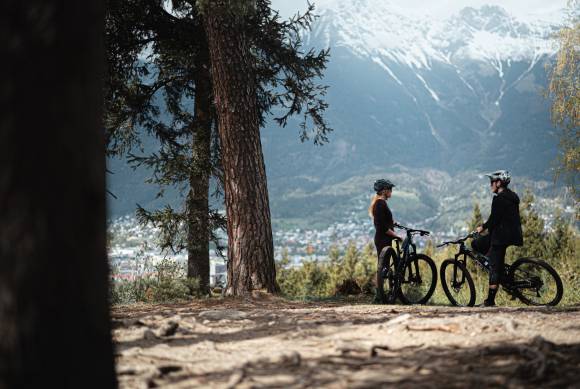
203, 0, 277, 295
0, 1, 116, 388
187, 26, 212, 294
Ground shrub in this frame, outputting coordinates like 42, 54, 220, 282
110, 257, 203, 305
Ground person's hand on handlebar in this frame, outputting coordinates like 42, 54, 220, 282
387, 229, 403, 241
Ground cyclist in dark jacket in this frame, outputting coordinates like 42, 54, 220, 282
369, 179, 403, 303
472, 170, 523, 306
369, 179, 402, 258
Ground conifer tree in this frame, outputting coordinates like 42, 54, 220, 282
355, 243, 377, 294
508, 191, 547, 261
342, 242, 361, 279
106, 0, 331, 295
105, 0, 222, 294
301, 260, 330, 297
468, 202, 483, 232
327, 245, 343, 291
423, 239, 435, 259
200, 0, 330, 294
546, 212, 576, 262
202, 0, 276, 294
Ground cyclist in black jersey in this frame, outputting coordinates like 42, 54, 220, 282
369, 179, 403, 281
472, 170, 523, 307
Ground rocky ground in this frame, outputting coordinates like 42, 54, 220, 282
112, 296, 580, 388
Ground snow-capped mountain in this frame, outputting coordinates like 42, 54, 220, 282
309, 1, 561, 67
258, 1, 570, 226
262, 2, 566, 178
108, 1, 572, 230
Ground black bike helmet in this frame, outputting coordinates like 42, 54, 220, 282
373, 179, 395, 193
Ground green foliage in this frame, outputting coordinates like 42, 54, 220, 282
342, 243, 360, 279
105, 0, 332, 286
546, 15, 579, 202
507, 191, 547, 261
326, 245, 343, 293
110, 257, 204, 304
276, 241, 377, 299
467, 202, 483, 232
301, 260, 331, 298
355, 244, 378, 294
274, 206, 579, 306
544, 211, 580, 305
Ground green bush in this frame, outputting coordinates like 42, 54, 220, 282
110, 257, 203, 305
276, 198, 579, 307
276, 242, 377, 299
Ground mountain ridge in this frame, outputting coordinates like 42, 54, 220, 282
108, 2, 572, 232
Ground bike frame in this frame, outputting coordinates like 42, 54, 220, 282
392, 231, 422, 285
449, 243, 536, 293
439, 232, 560, 305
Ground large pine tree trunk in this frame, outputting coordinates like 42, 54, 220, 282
187, 29, 212, 294
203, 0, 277, 295
0, 1, 116, 388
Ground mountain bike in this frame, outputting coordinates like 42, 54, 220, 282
376, 223, 437, 304
437, 232, 563, 306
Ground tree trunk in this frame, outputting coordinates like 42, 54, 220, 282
203, 0, 277, 295
0, 1, 116, 388
187, 28, 212, 294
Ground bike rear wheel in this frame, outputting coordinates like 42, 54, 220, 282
440, 259, 476, 307
399, 254, 437, 304
508, 258, 563, 306
377, 247, 398, 303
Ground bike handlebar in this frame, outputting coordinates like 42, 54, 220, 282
436, 231, 478, 248
394, 223, 430, 236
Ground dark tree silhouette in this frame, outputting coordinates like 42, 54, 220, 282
105, 0, 223, 294
0, 1, 116, 387
106, 0, 330, 295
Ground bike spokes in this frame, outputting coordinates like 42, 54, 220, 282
399, 255, 437, 304
440, 259, 475, 307
510, 260, 562, 306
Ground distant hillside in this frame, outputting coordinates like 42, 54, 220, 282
107, 2, 573, 232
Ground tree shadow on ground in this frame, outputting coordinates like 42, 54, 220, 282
138, 336, 580, 388
113, 298, 580, 353
112, 296, 580, 322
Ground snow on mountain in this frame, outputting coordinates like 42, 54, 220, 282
308, 0, 564, 68
254, 0, 570, 194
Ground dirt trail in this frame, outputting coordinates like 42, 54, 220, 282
112, 297, 580, 388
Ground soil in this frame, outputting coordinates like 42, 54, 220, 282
112, 296, 580, 388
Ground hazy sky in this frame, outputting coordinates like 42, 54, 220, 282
271, 0, 571, 20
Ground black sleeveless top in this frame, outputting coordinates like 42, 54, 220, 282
373, 199, 394, 245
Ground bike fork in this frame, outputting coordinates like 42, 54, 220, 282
452, 255, 466, 288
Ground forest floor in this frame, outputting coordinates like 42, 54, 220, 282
112, 296, 580, 388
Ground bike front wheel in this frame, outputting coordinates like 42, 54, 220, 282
398, 254, 437, 304
508, 258, 563, 306
440, 259, 476, 307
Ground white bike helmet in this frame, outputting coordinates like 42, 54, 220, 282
485, 170, 511, 185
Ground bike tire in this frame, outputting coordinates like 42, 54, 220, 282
398, 254, 437, 304
440, 259, 476, 307
376, 247, 399, 303
508, 258, 563, 306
